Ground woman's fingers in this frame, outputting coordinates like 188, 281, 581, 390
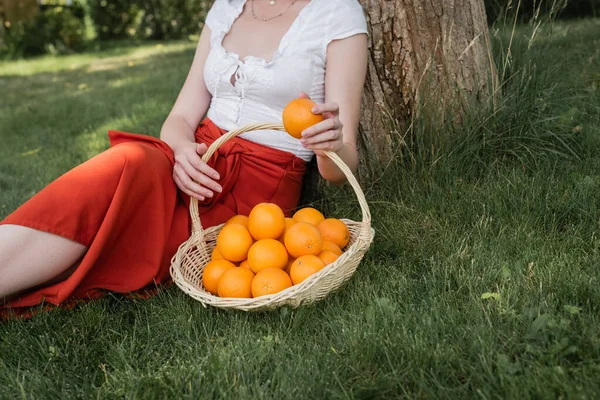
174, 164, 215, 198
304, 139, 344, 152
301, 128, 344, 153
179, 158, 222, 193
199, 162, 221, 181
196, 143, 208, 155
191, 147, 220, 180
311, 102, 339, 115
171, 142, 222, 200
174, 165, 212, 198
301, 130, 341, 146
173, 172, 205, 201
174, 174, 203, 201
301, 118, 342, 139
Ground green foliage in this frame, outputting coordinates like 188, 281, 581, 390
86, 0, 212, 41
85, 0, 141, 40
0, 4, 86, 58
137, 0, 211, 40
485, 0, 599, 24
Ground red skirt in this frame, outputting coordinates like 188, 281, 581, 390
1, 119, 307, 318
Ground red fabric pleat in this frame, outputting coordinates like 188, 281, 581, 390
1, 118, 307, 319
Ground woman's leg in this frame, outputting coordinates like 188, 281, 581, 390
0, 137, 182, 310
0, 225, 87, 302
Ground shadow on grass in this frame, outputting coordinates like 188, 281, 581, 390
1, 46, 196, 134
1, 45, 196, 140
0, 44, 196, 218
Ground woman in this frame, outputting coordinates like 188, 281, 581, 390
0, 0, 368, 317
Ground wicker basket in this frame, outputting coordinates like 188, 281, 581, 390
169, 123, 374, 311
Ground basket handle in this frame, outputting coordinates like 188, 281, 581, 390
189, 123, 372, 239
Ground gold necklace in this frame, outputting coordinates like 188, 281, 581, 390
251, 0, 298, 21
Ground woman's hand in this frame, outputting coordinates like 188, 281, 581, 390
172, 142, 222, 201
297, 93, 344, 157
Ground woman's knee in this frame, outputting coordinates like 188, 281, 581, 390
110, 142, 172, 175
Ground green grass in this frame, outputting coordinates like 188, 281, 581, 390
1, 18, 600, 399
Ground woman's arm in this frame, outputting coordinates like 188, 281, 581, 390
299, 33, 368, 184
160, 25, 222, 201
160, 25, 213, 152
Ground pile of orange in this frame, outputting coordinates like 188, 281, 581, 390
203, 202, 351, 298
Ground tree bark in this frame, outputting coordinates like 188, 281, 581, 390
356, 0, 498, 179
0, 0, 38, 22
0, 0, 39, 50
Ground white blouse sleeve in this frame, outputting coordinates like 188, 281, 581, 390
325, 0, 368, 47
204, 0, 227, 31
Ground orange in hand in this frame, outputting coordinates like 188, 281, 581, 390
282, 98, 324, 139
217, 267, 255, 298
251, 268, 293, 297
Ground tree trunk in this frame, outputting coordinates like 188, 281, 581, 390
0, 0, 39, 50
356, 0, 498, 179
0, 0, 38, 22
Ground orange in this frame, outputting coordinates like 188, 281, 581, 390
322, 240, 343, 256
247, 239, 289, 273
217, 267, 255, 298
216, 224, 254, 262
248, 203, 286, 240
282, 98, 325, 139
277, 217, 297, 242
211, 246, 224, 261
239, 259, 251, 270
202, 259, 236, 295
317, 218, 350, 249
225, 215, 249, 227
289, 255, 325, 285
292, 207, 325, 226
251, 268, 293, 297
284, 258, 294, 274
284, 222, 323, 258
318, 250, 339, 266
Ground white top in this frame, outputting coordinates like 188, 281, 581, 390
203, 0, 368, 161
